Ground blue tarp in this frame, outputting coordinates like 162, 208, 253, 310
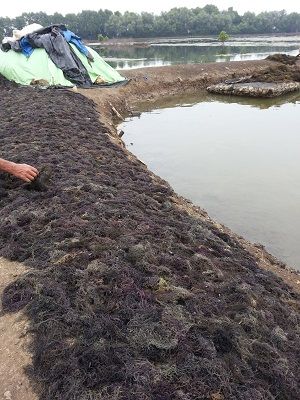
20, 37, 34, 57
62, 30, 89, 57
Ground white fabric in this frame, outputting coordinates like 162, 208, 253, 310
2, 23, 43, 44
2, 36, 14, 44
13, 23, 43, 40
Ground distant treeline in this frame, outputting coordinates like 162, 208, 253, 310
0, 6, 300, 40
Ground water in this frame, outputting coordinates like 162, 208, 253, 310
91, 35, 300, 69
122, 92, 300, 270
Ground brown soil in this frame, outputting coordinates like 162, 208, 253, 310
0, 59, 300, 400
80, 59, 300, 135
0, 258, 37, 400
266, 54, 300, 65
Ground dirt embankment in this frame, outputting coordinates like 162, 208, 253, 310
81, 59, 300, 136
0, 258, 37, 400
82, 59, 300, 289
0, 60, 300, 400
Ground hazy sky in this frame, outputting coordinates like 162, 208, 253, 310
1, 0, 299, 18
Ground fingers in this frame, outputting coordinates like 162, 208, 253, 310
25, 173, 36, 182
23, 164, 39, 175
19, 167, 38, 182
14, 164, 39, 182
29, 166, 39, 174
21, 173, 35, 182
27, 169, 38, 180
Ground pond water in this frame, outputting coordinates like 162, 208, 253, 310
91, 35, 300, 69
121, 92, 300, 270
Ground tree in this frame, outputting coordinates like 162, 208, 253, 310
203, 4, 219, 15
218, 31, 229, 44
97, 34, 108, 42
237, 12, 258, 34
0, 7, 300, 40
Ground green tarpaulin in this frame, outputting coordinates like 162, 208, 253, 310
0, 44, 125, 87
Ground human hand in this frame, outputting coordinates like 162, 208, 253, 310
9, 163, 39, 182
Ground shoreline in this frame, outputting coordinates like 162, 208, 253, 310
87, 32, 300, 47
80, 59, 300, 291
80, 60, 277, 136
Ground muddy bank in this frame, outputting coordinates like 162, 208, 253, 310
0, 258, 37, 400
81, 59, 300, 282
80, 59, 300, 136
0, 60, 300, 399
206, 55, 300, 98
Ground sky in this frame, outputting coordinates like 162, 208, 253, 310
0, 0, 299, 18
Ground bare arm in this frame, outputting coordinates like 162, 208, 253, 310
0, 158, 38, 182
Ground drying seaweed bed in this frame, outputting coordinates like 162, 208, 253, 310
0, 75, 300, 400
207, 55, 300, 98
207, 81, 300, 98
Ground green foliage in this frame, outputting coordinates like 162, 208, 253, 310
0, 7, 299, 40
97, 34, 108, 42
218, 31, 229, 44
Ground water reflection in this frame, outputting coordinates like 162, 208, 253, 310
122, 92, 300, 269
91, 35, 299, 69
134, 91, 300, 112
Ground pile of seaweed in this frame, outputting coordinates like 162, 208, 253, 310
266, 53, 299, 65
0, 84, 299, 400
251, 63, 300, 83
0, 73, 18, 88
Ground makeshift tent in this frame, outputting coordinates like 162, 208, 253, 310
0, 24, 126, 88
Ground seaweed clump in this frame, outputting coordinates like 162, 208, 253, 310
0, 73, 18, 89
0, 84, 299, 400
266, 53, 299, 65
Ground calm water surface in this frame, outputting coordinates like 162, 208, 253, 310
92, 35, 300, 69
122, 92, 300, 270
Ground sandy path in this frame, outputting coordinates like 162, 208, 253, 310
0, 258, 36, 400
